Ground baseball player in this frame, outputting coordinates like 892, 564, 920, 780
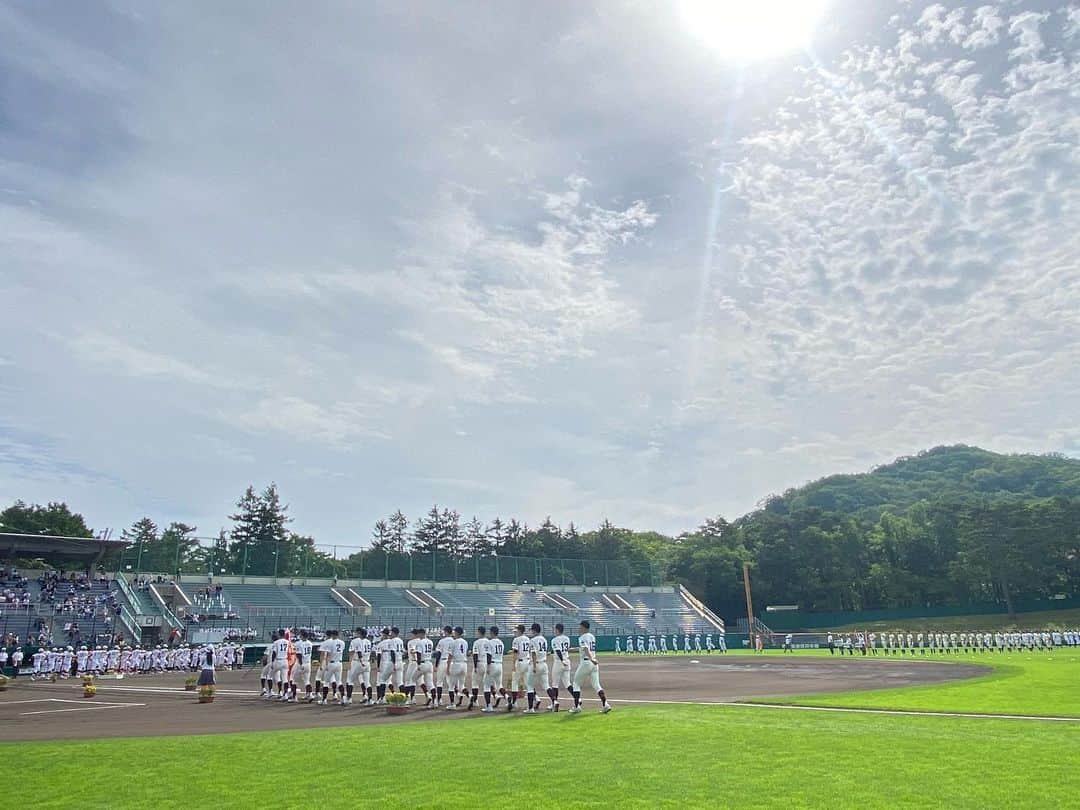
413, 628, 435, 706
345, 628, 371, 706
468, 625, 489, 710
526, 622, 550, 714
570, 620, 611, 714
509, 624, 531, 712
550, 623, 572, 711
404, 629, 421, 706
482, 626, 505, 712
317, 629, 345, 705
431, 626, 453, 708
289, 629, 314, 703
268, 629, 290, 700
374, 628, 393, 704
445, 627, 468, 711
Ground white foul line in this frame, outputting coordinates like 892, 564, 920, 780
20, 703, 145, 716
575, 696, 1080, 722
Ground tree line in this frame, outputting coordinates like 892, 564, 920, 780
2, 446, 1078, 617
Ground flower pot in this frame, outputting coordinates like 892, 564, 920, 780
185, 684, 196, 691
198, 695, 215, 703
386, 705, 408, 716
83, 687, 97, 698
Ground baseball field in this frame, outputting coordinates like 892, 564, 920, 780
3, 649, 1077, 809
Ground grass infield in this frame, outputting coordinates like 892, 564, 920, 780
4, 652, 1077, 808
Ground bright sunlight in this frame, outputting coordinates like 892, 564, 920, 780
679, 0, 830, 62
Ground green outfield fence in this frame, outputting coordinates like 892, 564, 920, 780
762, 597, 1080, 630
116, 544, 661, 589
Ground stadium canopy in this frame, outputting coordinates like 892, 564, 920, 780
0, 532, 128, 567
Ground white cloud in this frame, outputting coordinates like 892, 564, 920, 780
0, 0, 1076, 541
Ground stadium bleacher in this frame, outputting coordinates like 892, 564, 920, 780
2, 565, 724, 645
172, 575, 723, 640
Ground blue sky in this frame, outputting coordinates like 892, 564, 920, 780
1, 0, 1078, 546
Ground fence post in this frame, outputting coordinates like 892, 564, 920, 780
495, 556, 500, 584
242, 545, 249, 579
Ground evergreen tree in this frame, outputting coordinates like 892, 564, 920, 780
463, 516, 492, 557
121, 517, 159, 573
438, 507, 463, 558
409, 506, 441, 554
486, 518, 506, 553
228, 483, 292, 575
388, 510, 409, 553
370, 519, 393, 551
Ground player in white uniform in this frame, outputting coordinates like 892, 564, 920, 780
433, 626, 454, 708
268, 630, 291, 701
550, 623, 572, 712
413, 628, 435, 706
317, 629, 345, 705
31, 648, 45, 679
258, 640, 273, 698
387, 627, 406, 693
659, 634, 668, 653
468, 626, 490, 710
705, 634, 714, 653
345, 628, 371, 706
509, 624, 531, 713
374, 628, 393, 704
404, 629, 421, 705
482, 626, 505, 712
444, 627, 468, 710
290, 630, 314, 703
526, 622, 551, 714
570, 620, 611, 714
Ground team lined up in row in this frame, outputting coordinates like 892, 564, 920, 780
259, 620, 612, 714
615, 632, 725, 654
5, 642, 245, 678
821, 629, 1080, 654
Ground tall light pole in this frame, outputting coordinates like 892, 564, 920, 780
742, 562, 755, 647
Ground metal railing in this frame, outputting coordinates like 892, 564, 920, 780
147, 583, 184, 630
114, 572, 144, 613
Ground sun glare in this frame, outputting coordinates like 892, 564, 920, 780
679, 0, 830, 62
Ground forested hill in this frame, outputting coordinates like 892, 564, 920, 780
678, 446, 1080, 620
761, 445, 1080, 519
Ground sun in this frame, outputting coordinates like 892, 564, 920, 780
679, 0, 830, 62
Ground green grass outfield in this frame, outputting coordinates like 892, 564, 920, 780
750, 647, 1080, 717
6, 652, 1078, 809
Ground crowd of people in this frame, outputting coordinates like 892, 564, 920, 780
818, 628, 1080, 654
257, 619, 612, 714
5, 641, 246, 679
0, 567, 32, 610
614, 631, 725, 654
